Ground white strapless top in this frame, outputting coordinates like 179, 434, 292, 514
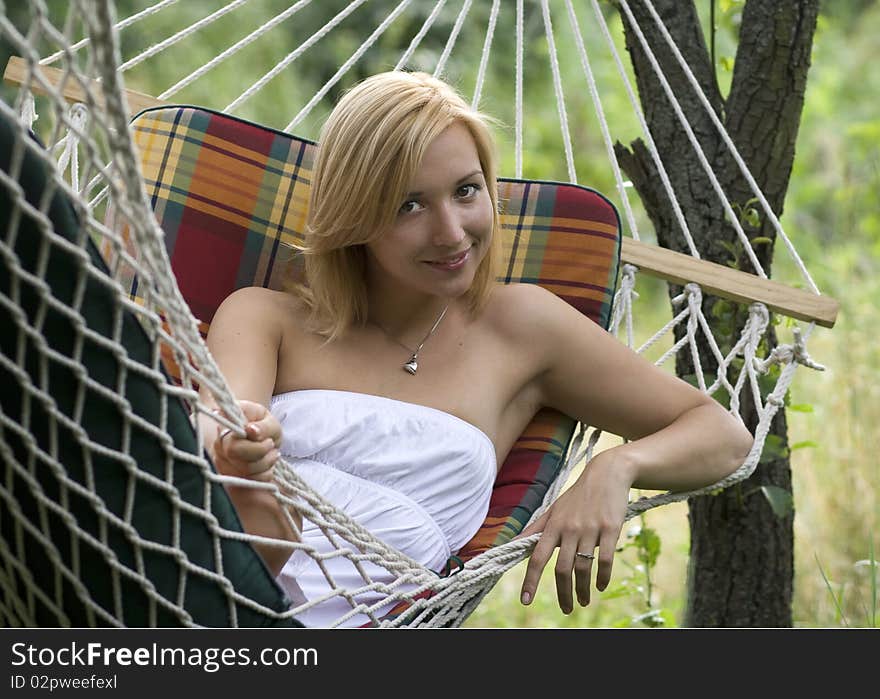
271, 389, 496, 627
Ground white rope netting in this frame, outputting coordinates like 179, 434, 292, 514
0, 0, 827, 628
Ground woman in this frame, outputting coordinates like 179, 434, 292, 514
200, 70, 754, 626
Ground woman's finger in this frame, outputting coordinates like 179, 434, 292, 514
596, 525, 622, 592
237, 399, 268, 422
246, 448, 280, 479
520, 527, 557, 606
574, 543, 596, 606
219, 434, 276, 465
246, 415, 281, 447
230, 400, 281, 447
554, 537, 578, 614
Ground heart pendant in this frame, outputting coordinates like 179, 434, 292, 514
403, 356, 418, 375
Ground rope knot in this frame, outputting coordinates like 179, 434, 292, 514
67, 102, 90, 131
618, 264, 639, 297
21, 91, 38, 129
672, 282, 703, 309
748, 302, 770, 327
52, 103, 91, 190
752, 327, 826, 374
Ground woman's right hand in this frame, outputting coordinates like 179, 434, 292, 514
208, 399, 299, 575
211, 399, 282, 482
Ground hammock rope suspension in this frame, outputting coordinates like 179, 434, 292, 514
395, 0, 448, 72
286, 0, 415, 132
470, 0, 500, 109
633, 0, 821, 294
588, 0, 692, 250
541, 0, 577, 183
434, 0, 473, 79
158, 0, 315, 102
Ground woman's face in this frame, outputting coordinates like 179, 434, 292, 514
365, 121, 494, 301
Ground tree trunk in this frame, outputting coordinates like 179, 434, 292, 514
613, 0, 819, 626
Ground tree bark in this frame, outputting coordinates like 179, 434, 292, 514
613, 0, 819, 626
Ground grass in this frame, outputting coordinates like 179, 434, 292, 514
787, 274, 879, 628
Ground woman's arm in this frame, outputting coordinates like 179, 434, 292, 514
507, 284, 754, 613
198, 286, 301, 576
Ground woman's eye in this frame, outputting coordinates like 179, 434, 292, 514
457, 183, 480, 198
399, 200, 421, 214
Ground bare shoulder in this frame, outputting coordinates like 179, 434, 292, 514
483, 282, 594, 345
209, 286, 307, 352
206, 287, 304, 404
484, 282, 557, 328
216, 285, 300, 317
213, 286, 306, 333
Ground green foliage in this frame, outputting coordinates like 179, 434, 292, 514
613, 521, 669, 627
760, 485, 794, 519
759, 434, 790, 465
816, 540, 879, 628
790, 439, 817, 450
632, 525, 662, 568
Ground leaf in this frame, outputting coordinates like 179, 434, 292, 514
761, 485, 794, 519
788, 403, 814, 413
711, 299, 734, 320
634, 527, 662, 568
720, 55, 735, 72
719, 240, 739, 256
598, 584, 632, 601
757, 366, 783, 402
751, 236, 773, 246
791, 440, 819, 450
745, 207, 761, 227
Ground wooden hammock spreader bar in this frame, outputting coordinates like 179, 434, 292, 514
623, 238, 838, 328
3, 56, 164, 117
3, 56, 840, 328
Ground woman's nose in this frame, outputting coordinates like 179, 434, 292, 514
431, 204, 466, 246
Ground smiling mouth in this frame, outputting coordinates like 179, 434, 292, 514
424, 247, 471, 270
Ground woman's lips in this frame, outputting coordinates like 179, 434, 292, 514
424, 248, 470, 271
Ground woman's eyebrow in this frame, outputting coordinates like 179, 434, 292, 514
406, 169, 484, 197
457, 169, 484, 183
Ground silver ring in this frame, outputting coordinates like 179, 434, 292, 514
576, 551, 595, 560
218, 427, 233, 442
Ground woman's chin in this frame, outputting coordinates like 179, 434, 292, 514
425, 271, 477, 300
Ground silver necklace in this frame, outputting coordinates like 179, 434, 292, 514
373, 304, 449, 375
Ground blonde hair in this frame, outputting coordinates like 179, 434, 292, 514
295, 70, 502, 340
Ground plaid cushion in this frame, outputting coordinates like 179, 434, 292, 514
128, 106, 620, 574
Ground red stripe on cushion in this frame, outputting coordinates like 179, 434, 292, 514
205, 114, 277, 157
552, 186, 619, 228
171, 209, 247, 323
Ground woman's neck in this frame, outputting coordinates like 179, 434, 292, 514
366, 285, 452, 342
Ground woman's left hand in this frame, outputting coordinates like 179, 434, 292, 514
516, 450, 633, 613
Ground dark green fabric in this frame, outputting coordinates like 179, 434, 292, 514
0, 108, 301, 627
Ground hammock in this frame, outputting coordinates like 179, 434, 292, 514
0, 0, 838, 628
